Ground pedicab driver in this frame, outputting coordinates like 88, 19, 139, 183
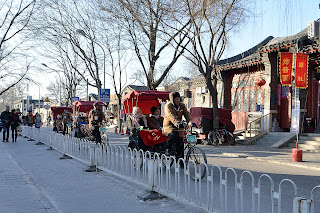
163, 92, 196, 158
88, 102, 106, 143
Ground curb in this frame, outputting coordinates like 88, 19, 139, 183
216, 151, 320, 171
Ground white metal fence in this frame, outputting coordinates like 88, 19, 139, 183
22, 126, 320, 213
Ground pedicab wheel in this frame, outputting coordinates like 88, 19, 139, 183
129, 143, 143, 170
225, 133, 235, 145
186, 147, 207, 180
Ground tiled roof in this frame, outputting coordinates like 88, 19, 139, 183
216, 26, 320, 71
216, 36, 273, 71
129, 85, 147, 90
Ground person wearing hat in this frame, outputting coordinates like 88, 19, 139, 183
147, 106, 163, 129
163, 92, 194, 157
88, 102, 106, 143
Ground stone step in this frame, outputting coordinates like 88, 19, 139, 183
298, 140, 320, 146
298, 136, 320, 141
288, 143, 320, 151
301, 133, 320, 137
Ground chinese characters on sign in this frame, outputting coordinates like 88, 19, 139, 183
279, 52, 293, 86
295, 53, 308, 88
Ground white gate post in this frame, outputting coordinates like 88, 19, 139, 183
85, 143, 97, 172
293, 197, 312, 213
148, 159, 155, 191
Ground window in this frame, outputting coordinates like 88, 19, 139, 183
231, 92, 235, 112
237, 91, 241, 112
257, 89, 263, 105
231, 82, 239, 88
250, 90, 255, 112
239, 80, 248, 88
243, 91, 248, 112
250, 79, 255, 87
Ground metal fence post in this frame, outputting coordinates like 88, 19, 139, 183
85, 143, 97, 172
293, 197, 312, 213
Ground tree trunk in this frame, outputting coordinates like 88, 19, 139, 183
205, 69, 219, 129
117, 95, 122, 133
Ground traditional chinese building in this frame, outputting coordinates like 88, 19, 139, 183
217, 26, 320, 132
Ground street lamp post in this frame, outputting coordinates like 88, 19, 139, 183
26, 78, 41, 114
41, 63, 62, 106
76, 29, 106, 98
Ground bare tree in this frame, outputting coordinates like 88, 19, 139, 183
31, 0, 104, 94
0, 0, 36, 95
100, 0, 191, 90
181, 0, 247, 128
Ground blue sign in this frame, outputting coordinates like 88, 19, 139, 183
71, 97, 79, 105
99, 89, 110, 102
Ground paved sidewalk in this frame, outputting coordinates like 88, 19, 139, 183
0, 140, 56, 213
201, 144, 320, 170
0, 135, 201, 213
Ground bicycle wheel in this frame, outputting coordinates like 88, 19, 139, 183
208, 131, 219, 146
186, 147, 207, 180
225, 132, 235, 145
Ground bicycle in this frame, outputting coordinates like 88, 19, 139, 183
207, 126, 235, 146
165, 123, 207, 180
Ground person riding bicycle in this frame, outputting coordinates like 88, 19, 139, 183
88, 102, 106, 143
163, 92, 194, 158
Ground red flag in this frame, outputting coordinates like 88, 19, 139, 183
279, 52, 293, 86
295, 53, 308, 89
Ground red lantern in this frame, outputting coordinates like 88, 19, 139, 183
254, 78, 266, 87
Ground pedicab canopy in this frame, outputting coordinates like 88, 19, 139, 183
122, 90, 170, 114
50, 106, 72, 120
190, 107, 235, 134
72, 101, 105, 113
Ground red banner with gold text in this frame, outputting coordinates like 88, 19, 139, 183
279, 52, 293, 86
295, 53, 308, 89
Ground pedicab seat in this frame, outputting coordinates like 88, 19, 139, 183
138, 129, 168, 146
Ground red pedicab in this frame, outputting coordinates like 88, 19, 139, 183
122, 91, 207, 179
72, 101, 108, 142
51, 106, 72, 133
122, 90, 170, 152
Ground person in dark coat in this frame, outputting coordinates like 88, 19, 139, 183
10, 109, 21, 142
147, 106, 164, 129
1, 106, 12, 142
163, 92, 192, 157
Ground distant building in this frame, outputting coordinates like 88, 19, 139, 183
12, 97, 45, 116
121, 85, 147, 96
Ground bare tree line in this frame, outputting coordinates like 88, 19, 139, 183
0, 0, 249, 129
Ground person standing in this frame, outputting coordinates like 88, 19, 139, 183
34, 113, 42, 129
47, 115, 51, 126
62, 109, 72, 135
26, 110, 34, 127
1, 106, 12, 142
10, 109, 21, 142
88, 103, 106, 143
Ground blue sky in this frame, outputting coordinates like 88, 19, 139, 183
26, 0, 320, 99
225, 0, 320, 58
